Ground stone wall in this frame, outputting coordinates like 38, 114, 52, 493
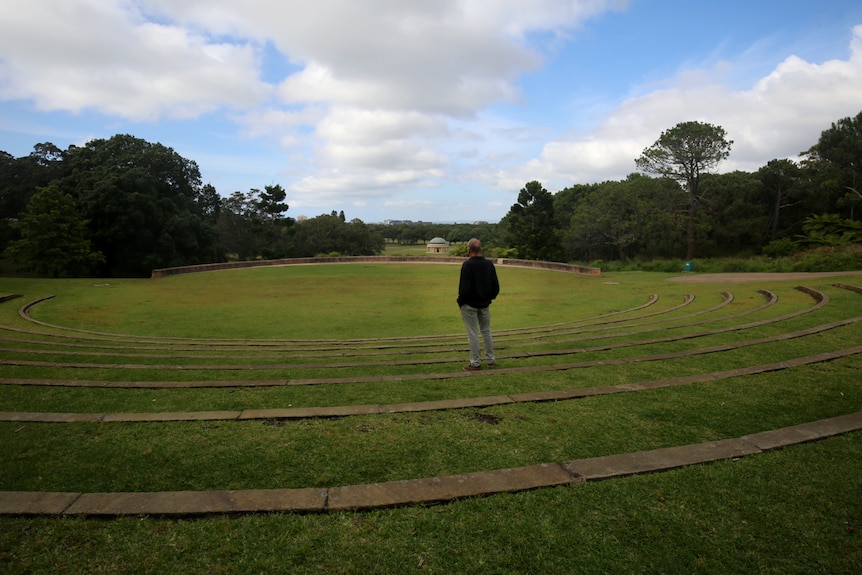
495, 258, 602, 276
151, 256, 601, 278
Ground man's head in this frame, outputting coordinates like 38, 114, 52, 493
467, 238, 481, 255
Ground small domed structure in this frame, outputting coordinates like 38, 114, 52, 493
426, 237, 449, 254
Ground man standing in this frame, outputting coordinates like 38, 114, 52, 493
457, 238, 500, 371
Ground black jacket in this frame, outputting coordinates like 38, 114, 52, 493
457, 256, 500, 308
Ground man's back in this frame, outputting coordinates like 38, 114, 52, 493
458, 256, 500, 309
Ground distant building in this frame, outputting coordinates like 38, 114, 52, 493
384, 219, 433, 226
426, 237, 449, 253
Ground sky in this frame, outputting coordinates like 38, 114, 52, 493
1, 1, 862, 224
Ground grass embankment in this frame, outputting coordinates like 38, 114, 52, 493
1, 264, 860, 574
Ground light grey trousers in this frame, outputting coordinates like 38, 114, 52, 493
460, 304, 495, 367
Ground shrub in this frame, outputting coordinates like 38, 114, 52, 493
789, 244, 862, 272
763, 238, 797, 259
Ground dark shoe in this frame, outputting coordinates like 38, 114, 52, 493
463, 365, 482, 371
486, 363, 495, 369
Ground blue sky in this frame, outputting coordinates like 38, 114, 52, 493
2, 1, 861, 223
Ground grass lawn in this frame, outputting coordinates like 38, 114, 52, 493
1, 263, 860, 574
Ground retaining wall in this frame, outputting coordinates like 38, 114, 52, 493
151, 256, 601, 278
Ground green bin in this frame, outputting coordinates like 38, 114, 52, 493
683, 261, 694, 272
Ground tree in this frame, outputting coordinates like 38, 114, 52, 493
217, 186, 294, 260
801, 110, 862, 219
563, 174, 683, 262
198, 183, 221, 223
635, 121, 733, 259
0, 151, 21, 249
291, 213, 384, 257
0, 143, 68, 248
698, 171, 768, 256
758, 159, 804, 240
217, 190, 258, 259
29, 142, 64, 169
62, 135, 222, 276
4, 184, 103, 277
502, 180, 562, 261
553, 183, 599, 232
256, 184, 289, 224
796, 213, 862, 247
567, 180, 641, 262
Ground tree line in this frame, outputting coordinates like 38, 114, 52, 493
1, 111, 860, 277
500, 112, 862, 263
0, 135, 384, 277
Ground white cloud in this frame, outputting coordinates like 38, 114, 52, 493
143, 0, 557, 115
0, 1, 269, 120
324, 140, 445, 172
316, 108, 449, 145
0, 1, 609, 206
290, 165, 446, 215
235, 106, 325, 141
497, 24, 862, 191
2, 2, 861, 223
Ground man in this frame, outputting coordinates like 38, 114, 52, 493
457, 238, 500, 371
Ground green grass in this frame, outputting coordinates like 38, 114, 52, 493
1, 435, 859, 574
7, 264, 640, 338
1, 264, 861, 574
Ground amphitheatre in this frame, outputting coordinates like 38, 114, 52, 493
1, 257, 860, 517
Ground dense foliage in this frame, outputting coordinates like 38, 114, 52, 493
500, 113, 862, 264
635, 121, 733, 260
0, 136, 386, 276
3, 183, 104, 277
1, 112, 860, 276
502, 180, 564, 261
2, 135, 221, 277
